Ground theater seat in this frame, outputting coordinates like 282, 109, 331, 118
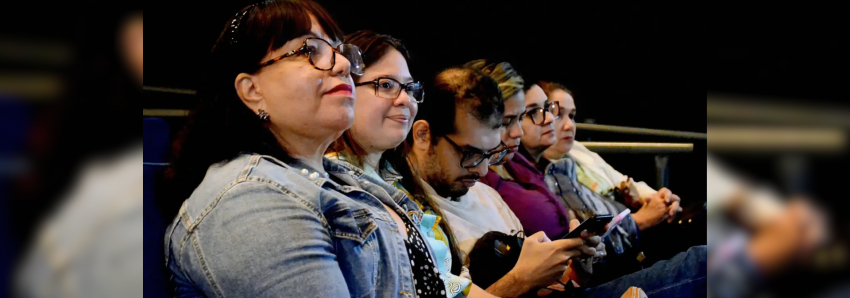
0, 97, 29, 298
143, 118, 171, 298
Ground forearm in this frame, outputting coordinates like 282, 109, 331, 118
631, 211, 652, 232
484, 270, 532, 298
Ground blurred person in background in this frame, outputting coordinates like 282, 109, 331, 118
707, 155, 828, 298
12, 2, 142, 297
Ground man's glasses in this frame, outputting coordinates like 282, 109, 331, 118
355, 77, 424, 103
258, 37, 365, 75
442, 136, 508, 168
524, 101, 561, 125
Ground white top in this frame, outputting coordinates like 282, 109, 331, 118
567, 140, 657, 199
706, 154, 783, 227
17, 145, 144, 298
421, 181, 524, 261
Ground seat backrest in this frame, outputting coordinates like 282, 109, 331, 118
143, 117, 171, 298
0, 97, 29, 298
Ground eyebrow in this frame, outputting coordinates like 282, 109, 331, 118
374, 74, 415, 84
303, 32, 340, 45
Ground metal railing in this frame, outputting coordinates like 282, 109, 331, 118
142, 86, 704, 189
576, 123, 706, 140
581, 142, 694, 154
579, 142, 694, 189
143, 109, 190, 117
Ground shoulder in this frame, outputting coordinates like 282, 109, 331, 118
181, 154, 324, 224
469, 182, 508, 206
471, 182, 499, 196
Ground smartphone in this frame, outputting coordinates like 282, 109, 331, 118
602, 209, 631, 238
561, 214, 614, 239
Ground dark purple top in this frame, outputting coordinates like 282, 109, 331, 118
481, 153, 571, 238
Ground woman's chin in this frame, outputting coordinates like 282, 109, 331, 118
375, 131, 407, 150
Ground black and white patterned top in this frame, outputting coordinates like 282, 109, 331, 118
401, 215, 444, 298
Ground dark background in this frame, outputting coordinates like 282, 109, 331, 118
708, 4, 850, 297
147, 0, 702, 132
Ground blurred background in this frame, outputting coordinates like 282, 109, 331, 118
707, 3, 850, 298
1, 0, 141, 297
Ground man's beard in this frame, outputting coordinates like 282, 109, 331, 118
421, 146, 475, 200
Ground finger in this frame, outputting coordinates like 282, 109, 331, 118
528, 231, 549, 243
548, 283, 566, 291
671, 194, 681, 202
587, 236, 603, 247
569, 219, 580, 232
582, 230, 601, 239
595, 247, 606, 257
668, 201, 681, 217
553, 238, 585, 250
540, 231, 552, 243
562, 249, 584, 260
659, 188, 672, 203
577, 245, 597, 256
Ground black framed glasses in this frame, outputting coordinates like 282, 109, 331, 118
524, 101, 561, 125
442, 136, 508, 168
258, 37, 365, 75
355, 78, 425, 103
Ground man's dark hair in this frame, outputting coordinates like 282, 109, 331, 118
416, 66, 505, 143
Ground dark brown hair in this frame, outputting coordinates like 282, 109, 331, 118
327, 30, 411, 169
163, 0, 344, 220
536, 80, 573, 97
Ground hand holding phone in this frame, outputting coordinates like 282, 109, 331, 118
562, 215, 614, 239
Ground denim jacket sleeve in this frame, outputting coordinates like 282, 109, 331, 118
169, 179, 350, 298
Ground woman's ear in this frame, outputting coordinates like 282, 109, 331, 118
411, 120, 432, 151
235, 73, 264, 112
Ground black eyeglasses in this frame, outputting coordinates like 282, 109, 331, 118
442, 136, 508, 168
524, 101, 561, 125
258, 37, 365, 75
355, 78, 425, 103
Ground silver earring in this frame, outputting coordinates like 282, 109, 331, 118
257, 109, 270, 122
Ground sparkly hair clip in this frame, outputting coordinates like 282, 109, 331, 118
228, 3, 259, 45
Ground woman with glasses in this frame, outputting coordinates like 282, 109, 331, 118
515, 79, 708, 296
327, 31, 551, 298
326, 30, 456, 298
163, 1, 440, 297
469, 61, 577, 241
539, 81, 682, 221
